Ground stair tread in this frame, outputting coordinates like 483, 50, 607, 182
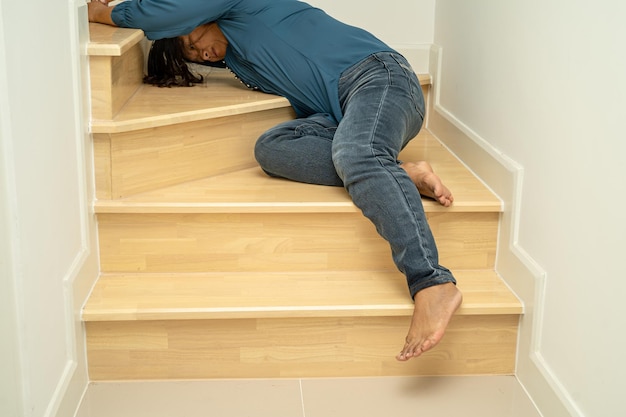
91, 70, 292, 133
91, 69, 432, 134
88, 22, 144, 57
95, 130, 501, 213
83, 269, 522, 322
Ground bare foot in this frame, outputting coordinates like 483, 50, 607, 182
396, 282, 462, 361
400, 161, 454, 207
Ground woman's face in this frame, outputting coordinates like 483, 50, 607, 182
180, 23, 228, 62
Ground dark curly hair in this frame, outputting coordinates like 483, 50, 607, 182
143, 38, 204, 87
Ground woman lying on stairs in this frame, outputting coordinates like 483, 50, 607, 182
88, 0, 463, 361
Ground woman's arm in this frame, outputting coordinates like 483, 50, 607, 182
108, 0, 236, 39
88, 0, 239, 39
88, 1, 115, 26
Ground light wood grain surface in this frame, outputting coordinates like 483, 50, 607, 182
86, 314, 518, 379
96, 211, 497, 273
88, 23, 145, 56
83, 269, 521, 322
95, 129, 502, 212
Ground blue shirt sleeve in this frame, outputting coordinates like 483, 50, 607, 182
111, 0, 238, 39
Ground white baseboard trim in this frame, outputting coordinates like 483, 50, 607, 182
426, 44, 578, 417
44, 360, 78, 417
50, 241, 96, 417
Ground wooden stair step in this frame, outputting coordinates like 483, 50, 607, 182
94, 130, 501, 213
93, 103, 293, 199
88, 24, 146, 121
94, 133, 501, 274
96, 211, 498, 273
83, 269, 521, 379
86, 314, 520, 379
91, 69, 294, 133
88, 23, 144, 57
83, 269, 522, 322
90, 69, 431, 133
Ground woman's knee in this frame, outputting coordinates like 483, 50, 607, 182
332, 141, 400, 185
254, 132, 276, 169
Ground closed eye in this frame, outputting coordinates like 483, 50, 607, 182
182, 43, 199, 61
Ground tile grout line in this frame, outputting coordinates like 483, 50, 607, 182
299, 379, 307, 417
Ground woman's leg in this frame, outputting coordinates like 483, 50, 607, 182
334, 53, 462, 360
334, 52, 455, 296
254, 113, 343, 186
254, 111, 454, 206
255, 53, 461, 360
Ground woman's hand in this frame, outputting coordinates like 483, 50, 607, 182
88, 1, 115, 26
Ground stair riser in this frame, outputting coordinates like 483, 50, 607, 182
90, 43, 144, 120
94, 107, 295, 199
97, 212, 498, 273
86, 314, 517, 380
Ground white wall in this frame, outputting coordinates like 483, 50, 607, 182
0, 1, 98, 416
430, 1, 626, 416
309, 0, 434, 45
308, 0, 435, 73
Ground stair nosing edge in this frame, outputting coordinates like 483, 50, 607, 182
91, 97, 293, 134
93, 200, 502, 214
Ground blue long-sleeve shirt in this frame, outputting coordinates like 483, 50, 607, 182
111, 0, 394, 122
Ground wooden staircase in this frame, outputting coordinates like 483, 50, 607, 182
83, 23, 522, 380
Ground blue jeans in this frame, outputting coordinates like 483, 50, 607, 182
254, 52, 455, 297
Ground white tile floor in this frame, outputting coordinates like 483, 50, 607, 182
81, 376, 542, 417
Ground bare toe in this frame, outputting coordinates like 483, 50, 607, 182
397, 283, 462, 361
400, 161, 454, 207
